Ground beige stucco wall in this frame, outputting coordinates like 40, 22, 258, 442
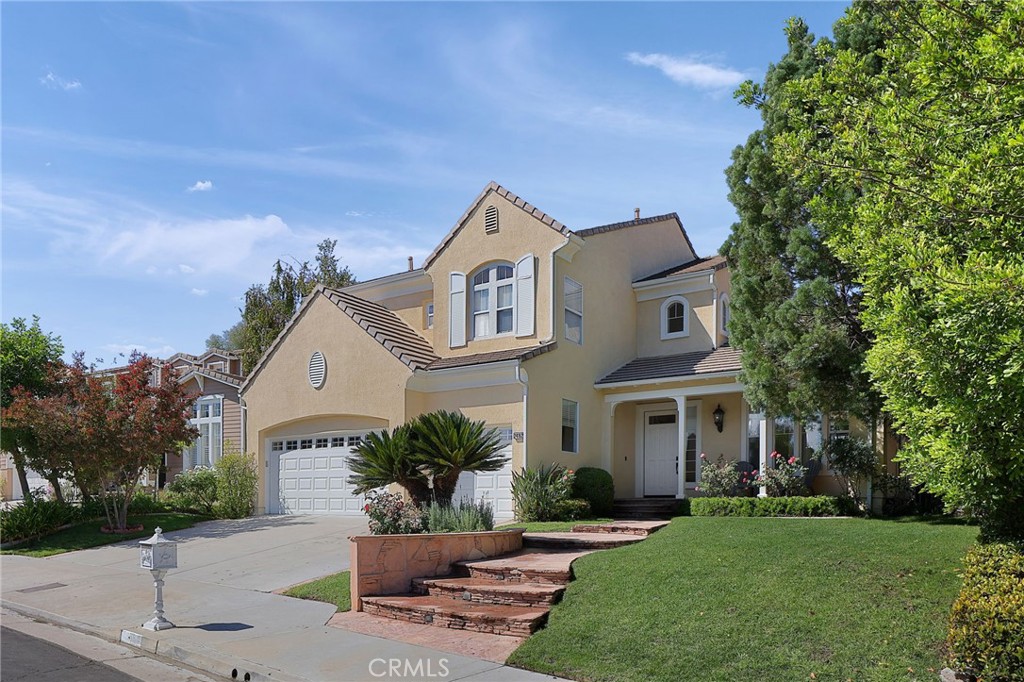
425, 189, 567, 357
637, 288, 716, 357
242, 293, 413, 513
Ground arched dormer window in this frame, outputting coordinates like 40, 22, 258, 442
471, 262, 515, 338
660, 296, 690, 340
720, 293, 731, 337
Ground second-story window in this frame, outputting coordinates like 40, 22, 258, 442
564, 277, 583, 344
426, 302, 434, 329
661, 296, 690, 340
472, 263, 514, 338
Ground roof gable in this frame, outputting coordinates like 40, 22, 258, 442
423, 182, 570, 270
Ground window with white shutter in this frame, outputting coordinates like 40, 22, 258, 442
564, 277, 582, 344
449, 272, 467, 348
515, 254, 535, 337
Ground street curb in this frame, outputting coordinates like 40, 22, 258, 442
2, 600, 307, 682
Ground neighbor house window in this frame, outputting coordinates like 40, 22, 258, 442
773, 416, 796, 460
561, 399, 578, 453
801, 414, 823, 464
425, 302, 434, 329
564, 277, 583, 344
183, 396, 222, 469
720, 293, 731, 337
471, 263, 514, 338
660, 296, 690, 339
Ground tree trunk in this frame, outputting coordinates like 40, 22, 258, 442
11, 450, 32, 501
46, 472, 65, 503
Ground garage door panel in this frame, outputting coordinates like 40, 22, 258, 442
272, 433, 369, 515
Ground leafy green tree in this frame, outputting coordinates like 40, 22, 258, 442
348, 411, 507, 508
780, 0, 1024, 540
239, 239, 355, 372
205, 321, 245, 353
0, 317, 64, 498
721, 8, 883, 422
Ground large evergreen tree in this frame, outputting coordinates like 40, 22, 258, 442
782, 0, 1024, 540
721, 8, 883, 422
238, 239, 356, 372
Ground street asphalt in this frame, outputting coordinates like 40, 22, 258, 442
0, 515, 562, 682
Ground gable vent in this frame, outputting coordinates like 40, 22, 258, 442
484, 205, 499, 234
308, 351, 326, 389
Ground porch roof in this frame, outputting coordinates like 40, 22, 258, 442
596, 346, 742, 386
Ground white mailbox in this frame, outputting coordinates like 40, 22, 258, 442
139, 527, 177, 631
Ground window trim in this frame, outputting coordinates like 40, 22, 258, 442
660, 296, 690, 340
720, 293, 730, 337
425, 301, 434, 329
561, 398, 579, 453
184, 394, 223, 469
564, 276, 583, 345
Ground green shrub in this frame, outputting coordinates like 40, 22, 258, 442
690, 495, 854, 517
166, 467, 218, 515
215, 453, 258, 519
511, 464, 575, 522
425, 498, 495, 533
696, 454, 747, 497
554, 498, 591, 521
571, 467, 613, 517
0, 499, 79, 543
947, 542, 1024, 680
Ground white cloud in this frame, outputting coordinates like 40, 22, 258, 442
178, 264, 196, 273
39, 70, 82, 91
626, 52, 745, 90
187, 180, 213, 192
190, 288, 208, 296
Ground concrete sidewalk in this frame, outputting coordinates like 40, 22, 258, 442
1, 517, 562, 682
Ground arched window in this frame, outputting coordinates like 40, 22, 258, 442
720, 293, 731, 337
471, 263, 515, 338
660, 296, 690, 340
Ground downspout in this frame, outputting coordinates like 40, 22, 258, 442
239, 396, 247, 454
711, 272, 719, 350
516, 364, 529, 471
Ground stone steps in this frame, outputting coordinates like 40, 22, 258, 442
360, 594, 549, 637
612, 498, 681, 519
412, 576, 565, 607
571, 520, 671, 536
456, 549, 588, 584
522, 531, 645, 550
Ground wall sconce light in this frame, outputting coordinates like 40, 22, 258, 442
713, 404, 725, 433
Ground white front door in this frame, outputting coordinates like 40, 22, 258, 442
644, 410, 678, 496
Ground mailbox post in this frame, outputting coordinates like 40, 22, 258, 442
139, 527, 177, 631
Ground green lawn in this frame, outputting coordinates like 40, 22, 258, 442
509, 516, 977, 682
283, 571, 351, 612
1, 513, 207, 558
497, 518, 615, 533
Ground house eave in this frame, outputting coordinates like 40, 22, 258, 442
594, 369, 741, 390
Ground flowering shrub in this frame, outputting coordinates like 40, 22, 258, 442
695, 454, 750, 497
511, 464, 578, 522
752, 452, 807, 497
362, 490, 425, 535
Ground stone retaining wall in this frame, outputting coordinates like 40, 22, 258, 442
349, 528, 524, 611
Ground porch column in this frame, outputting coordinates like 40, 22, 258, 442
673, 396, 687, 498
758, 414, 772, 498
601, 401, 619, 474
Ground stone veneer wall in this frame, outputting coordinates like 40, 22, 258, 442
349, 528, 524, 611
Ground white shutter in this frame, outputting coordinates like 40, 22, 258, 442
515, 254, 535, 337
449, 272, 467, 348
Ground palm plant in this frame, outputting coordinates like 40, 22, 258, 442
348, 424, 431, 506
410, 410, 508, 507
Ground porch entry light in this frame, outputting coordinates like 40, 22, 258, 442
713, 404, 725, 433
139, 527, 177, 631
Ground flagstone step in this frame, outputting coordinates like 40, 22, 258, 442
360, 595, 549, 637
412, 576, 566, 607
456, 549, 590, 584
571, 520, 671, 536
522, 531, 646, 550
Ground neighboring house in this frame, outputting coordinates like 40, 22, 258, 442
241, 182, 897, 518
162, 350, 246, 483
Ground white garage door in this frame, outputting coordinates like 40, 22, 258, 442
451, 429, 515, 520
269, 433, 369, 515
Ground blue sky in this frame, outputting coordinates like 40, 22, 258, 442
2, 1, 849, 366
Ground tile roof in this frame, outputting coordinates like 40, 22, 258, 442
596, 346, 742, 385
180, 367, 244, 387
424, 342, 557, 371
574, 213, 698, 260
423, 182, 570, 269
322, 287, 439, 371
635, 254, 728, 283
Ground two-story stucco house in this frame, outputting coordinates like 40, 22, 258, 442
241, 182, 884, 518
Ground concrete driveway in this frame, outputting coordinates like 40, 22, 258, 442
49, 515, 368, 592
